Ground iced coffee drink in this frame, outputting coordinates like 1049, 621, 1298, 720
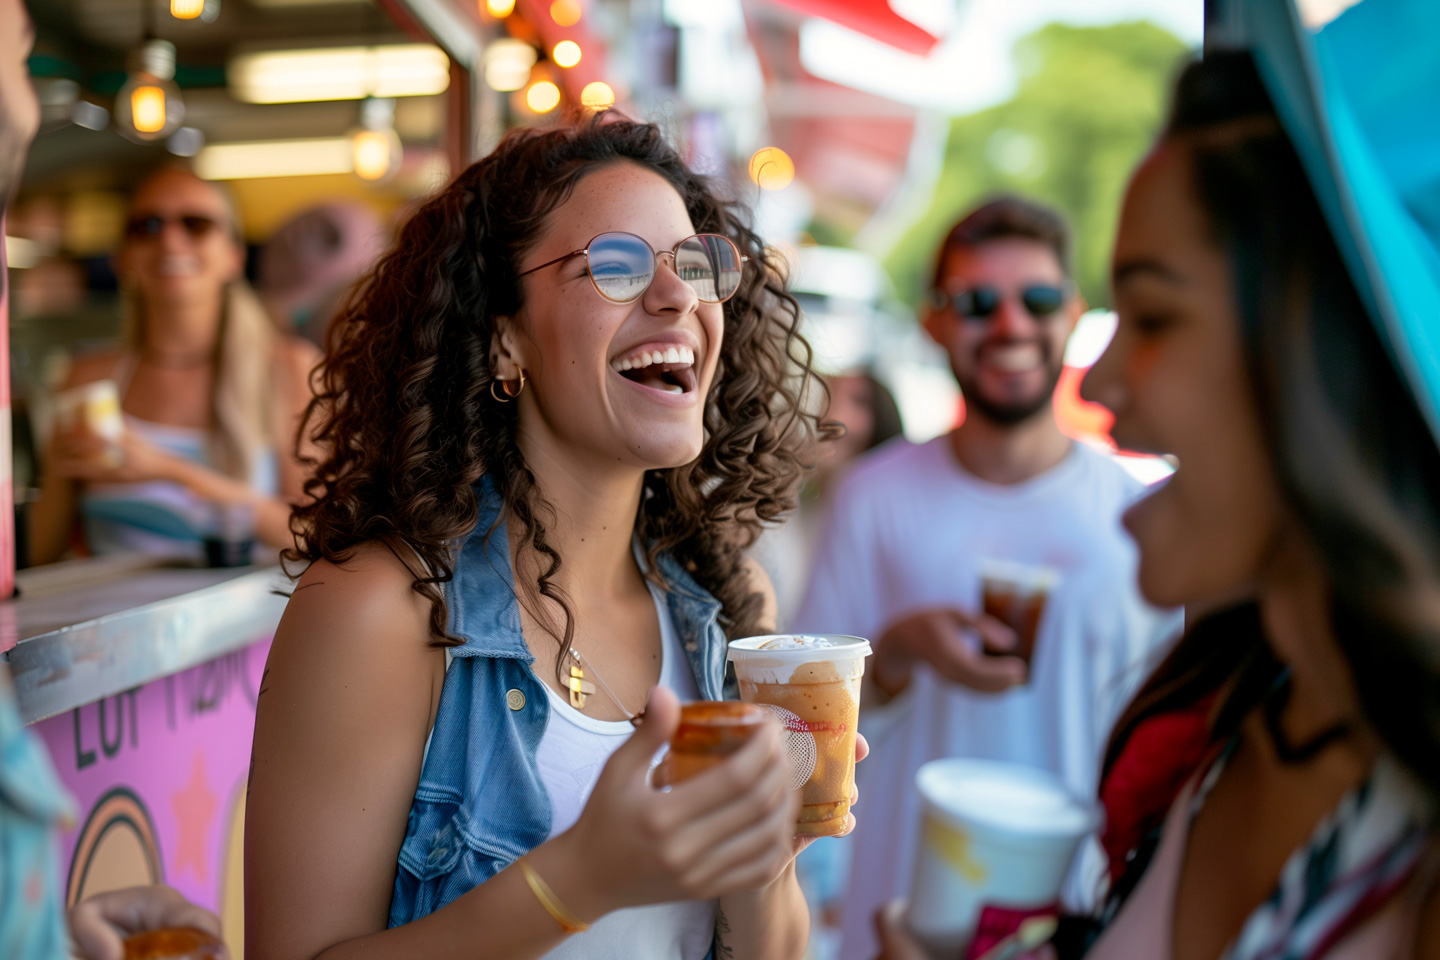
979, 560, 1060, 668
727, 635, 872, 837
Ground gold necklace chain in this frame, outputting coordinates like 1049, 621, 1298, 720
565, 646, 643, 725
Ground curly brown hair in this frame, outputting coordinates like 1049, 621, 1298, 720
287, 116, 834, 675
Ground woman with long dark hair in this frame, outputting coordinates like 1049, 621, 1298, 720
245, 117, 844, 960
878, 40, 1440, 960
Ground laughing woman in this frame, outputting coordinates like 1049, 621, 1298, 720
245, 118, 839, 960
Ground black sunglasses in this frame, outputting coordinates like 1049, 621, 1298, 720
125, 214, 221, 240
516, 231, 748, 304
930, 284, 1070, 320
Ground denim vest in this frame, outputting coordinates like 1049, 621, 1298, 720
388, 482, 730, 926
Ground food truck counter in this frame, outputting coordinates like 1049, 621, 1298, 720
5, 557, 290, 722
2, 556, 290, 958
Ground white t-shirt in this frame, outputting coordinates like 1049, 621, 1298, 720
532, 579, 716, 960
793, 436, 1182, 960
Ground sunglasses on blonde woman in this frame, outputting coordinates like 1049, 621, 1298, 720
125, 214, 221, 240
517, 232, 748, 304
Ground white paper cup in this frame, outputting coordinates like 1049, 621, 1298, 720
727, 635, 872, 836
54, 380, 124, 440
53, 380, 124, 468
907, 758, 1100, 955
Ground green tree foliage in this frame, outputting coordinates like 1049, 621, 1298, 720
884, 21, 1190, 309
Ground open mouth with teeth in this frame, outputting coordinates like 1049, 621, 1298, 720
610, 345, 698, 395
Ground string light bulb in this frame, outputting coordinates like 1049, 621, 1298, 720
580, 81, 614, 109
525, 80, 561, 113
115, 40, 185, 143
485, 39, 538, 92
171, 0, 204, 19
549, 0, 582, 26
552, 41, 582, 68
349, 98, 402, 182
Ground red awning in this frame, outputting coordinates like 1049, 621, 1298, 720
763, 0, 941, 56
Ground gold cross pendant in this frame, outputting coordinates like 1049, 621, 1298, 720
567, 662, 596, 708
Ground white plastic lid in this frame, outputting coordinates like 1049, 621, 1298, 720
727, 634, 872, 684
916, 759, 1099, 840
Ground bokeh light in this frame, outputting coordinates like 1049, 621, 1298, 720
580, 81, 615, 108
552, 41, 582, 68
550, 0, 582, 26
485, 0, 516, 15
526, 80, 561, 113
351, 130, 393, 181
131, 86, 168, 134
748, 147, 795, 191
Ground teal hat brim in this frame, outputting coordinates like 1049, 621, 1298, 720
1212, 0, 1440, 438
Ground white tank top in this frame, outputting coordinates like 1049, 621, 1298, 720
430, 577, 717, 959
533, 579, 715, 960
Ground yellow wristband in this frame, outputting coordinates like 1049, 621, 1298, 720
517, 855, 591, 934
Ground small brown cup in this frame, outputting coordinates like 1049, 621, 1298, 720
656, 700, 770, 787
123, 928, 226, 960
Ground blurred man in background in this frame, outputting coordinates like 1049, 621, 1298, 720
795, 197, 1181, 960
0, 2, 226, 956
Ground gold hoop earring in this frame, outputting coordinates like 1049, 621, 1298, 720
490, 369, 526, 402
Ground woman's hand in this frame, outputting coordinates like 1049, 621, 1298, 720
50, 426, 180, 486
68, 885, 228, 960
559, 687, 800, 917
874, 900, 930, 960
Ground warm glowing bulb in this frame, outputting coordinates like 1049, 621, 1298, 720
352, 130, 392, 180
131, 85, 169, 134
171, 0, 204, 18
580, 81, 614, 108
485, 0, 515, 16
549, 0, 582, 26
526, 80, 561, 113
552, 41, 582, 68
748, 147, 795, 191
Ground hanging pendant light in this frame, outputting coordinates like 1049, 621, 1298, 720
116, 39, 185, 143
349, 98, 402, 181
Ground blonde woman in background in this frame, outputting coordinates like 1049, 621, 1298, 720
28, 166, 319, 565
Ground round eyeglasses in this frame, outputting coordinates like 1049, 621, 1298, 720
516, 232, 748, 304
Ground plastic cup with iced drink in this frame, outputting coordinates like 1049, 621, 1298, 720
907, 758, 1100, 957
726, 634, 872, 837
979, 560, 1060, 670
655, 700, 771, 787
53, 379, 125, 468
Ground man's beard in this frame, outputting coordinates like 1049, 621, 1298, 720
954, 355, 1064, 427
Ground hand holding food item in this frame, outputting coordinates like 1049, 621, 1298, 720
122, 927, 226, 960
67, 886, 226, 960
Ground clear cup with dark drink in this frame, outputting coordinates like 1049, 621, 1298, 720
979, 560, 1060, 672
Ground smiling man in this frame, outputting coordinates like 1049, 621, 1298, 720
794, 197, 1181, 960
